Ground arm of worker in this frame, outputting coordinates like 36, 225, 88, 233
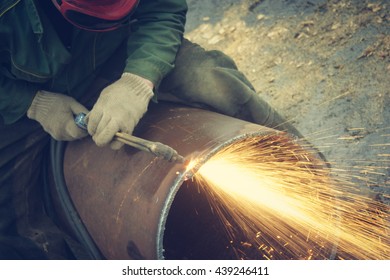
124, 0, 188, 86
0, 75, 38, 125
0, 74, 88, 140
86, 0, 187, 150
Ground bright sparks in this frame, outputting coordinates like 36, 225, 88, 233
191, 134, 390, 260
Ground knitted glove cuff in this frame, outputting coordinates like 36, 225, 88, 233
27, 90, 56, 121
119, 73, 154, 101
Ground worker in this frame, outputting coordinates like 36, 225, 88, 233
0, 0, 302, 259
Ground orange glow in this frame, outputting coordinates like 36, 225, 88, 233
192, 135, 390, 259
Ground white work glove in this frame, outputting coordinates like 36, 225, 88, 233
86, 73, 154, 150
27, 90, 89, 141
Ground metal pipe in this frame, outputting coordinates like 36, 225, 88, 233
56, 102, 331, 259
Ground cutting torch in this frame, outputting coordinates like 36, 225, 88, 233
74, 113, 184, 163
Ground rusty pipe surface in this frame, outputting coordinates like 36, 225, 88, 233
61, 102, 330, 260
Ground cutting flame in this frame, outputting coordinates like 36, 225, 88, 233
189, 134, 390, 259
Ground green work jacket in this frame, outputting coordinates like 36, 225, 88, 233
0, 0, 187, 124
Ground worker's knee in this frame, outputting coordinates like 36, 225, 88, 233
199, 49, 238, 70
160, 41, 255, 116
176, 39, 238, 73
161, 66, 252, 116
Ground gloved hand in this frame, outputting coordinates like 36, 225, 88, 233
86, 73, 154, 150
27, 90, 89, 141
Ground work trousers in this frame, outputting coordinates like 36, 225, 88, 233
0, 39, 300, 259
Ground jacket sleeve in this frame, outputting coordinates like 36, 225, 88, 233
124, 0, 187, 87
0, 74, 39, 124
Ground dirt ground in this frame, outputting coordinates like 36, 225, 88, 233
184, 0, 389, 203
